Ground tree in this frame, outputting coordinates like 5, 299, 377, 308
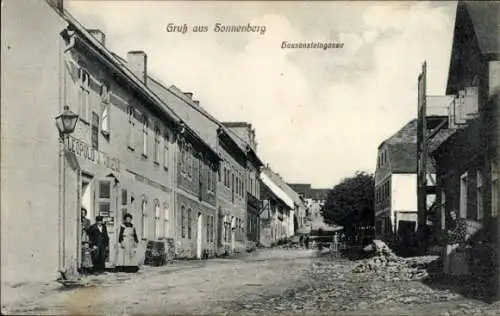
321, 171, 374, 240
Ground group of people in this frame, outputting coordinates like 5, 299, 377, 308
81, 208, 140, 274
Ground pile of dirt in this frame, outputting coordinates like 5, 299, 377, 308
352, 240, 438, 281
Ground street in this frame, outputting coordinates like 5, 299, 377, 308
3, 248, 500, 315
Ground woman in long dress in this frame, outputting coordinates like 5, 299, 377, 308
116, 213, 139, 273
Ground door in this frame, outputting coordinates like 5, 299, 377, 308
196, 213, 203, 259
96, 176, 118, 267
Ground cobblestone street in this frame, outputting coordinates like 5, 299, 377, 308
2, 248, 500, 315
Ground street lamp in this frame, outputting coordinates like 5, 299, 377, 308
54, 105, 78, 283
55, 106, 79, 138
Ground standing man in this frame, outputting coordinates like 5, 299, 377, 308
87, 216, 109, 274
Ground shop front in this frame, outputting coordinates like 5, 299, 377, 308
61, 135, 122, 277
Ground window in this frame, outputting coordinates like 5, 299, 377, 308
187, 208, 192, 239
210, 216, 214, 242
97, 180, 111, 220
163, 133, 169, 169
181, 206, 186, 238
154, 124, 161, 164
127, 107, 135, 150
187, 148, 193, 178
206, 215, 210, 242
477, 170, 484, 220
91, 112, 99, 150
142, 116, 148, 157
163, 203, 169, 238
441, 190, 446, 230
121, 189, 128, 219
141, 199, 148, 239
100, 83, 111, 137
154, 200, 161, 239
460, 172, 468, 218
78, 68, 90, 122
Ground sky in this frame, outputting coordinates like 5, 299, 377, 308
67, 0, 457, 188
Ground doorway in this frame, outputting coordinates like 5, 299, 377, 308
196, 212, 203, 259
81, 176, 94, 224
231, 217, 236, 251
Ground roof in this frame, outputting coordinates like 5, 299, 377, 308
261, 167, 306, 208
428, 129, 457, 153
53, 7, 220, 160
464, 1, 500, 56
446, 1, 500, 94
288, 184, 329, 201
387, 142, 418, 173
260, 171, 295, 209
221, 122, 252, 128
147, 75, 251, 161
379, 118, 450, 173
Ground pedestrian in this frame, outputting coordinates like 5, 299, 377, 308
80, 207, 93, 274
305, 235, 310, 249
116, 213, 139, 273
443, 210, 467, 275
87, 215, 109, 274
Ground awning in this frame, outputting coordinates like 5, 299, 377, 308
259, 172, 295, 209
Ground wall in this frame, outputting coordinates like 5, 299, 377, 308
391, 174, 417, 213
1, 0, 67, 285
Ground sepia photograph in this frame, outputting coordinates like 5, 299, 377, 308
1, 0, 499, 314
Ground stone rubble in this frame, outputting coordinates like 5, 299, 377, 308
351, 240, 438, 281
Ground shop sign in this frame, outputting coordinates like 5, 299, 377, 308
64, 135, 120, 172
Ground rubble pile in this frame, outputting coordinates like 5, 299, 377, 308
352, 240, 438, 281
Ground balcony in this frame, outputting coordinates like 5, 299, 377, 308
448, 87, 480, 129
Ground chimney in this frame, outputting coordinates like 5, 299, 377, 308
193, 100, 200, 106
88, 29, 106, 46
184, 92, 193, 99
127, 51, 148, 84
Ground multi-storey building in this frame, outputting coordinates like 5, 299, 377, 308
421, 1, 500, 298
374, 99, 452, 247
259, 166, 300, 245
222, 122, 263, 249
1, 0, 221, 286
147, 80, 256, 255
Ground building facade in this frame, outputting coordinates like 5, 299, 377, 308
259, 167, 297, 245
375, 100, 452, 247
223, 122, 263, 249
426, 1, 500, 298
148, 79, 258, 256
1, 0, 222, 286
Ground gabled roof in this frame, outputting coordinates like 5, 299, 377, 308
147, 76, 257, 165
260, 171, 295, 209
464, 1, 500, 56
261, 167, 305, 208
446, 1, 500, 94
379, 118, 449, 173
